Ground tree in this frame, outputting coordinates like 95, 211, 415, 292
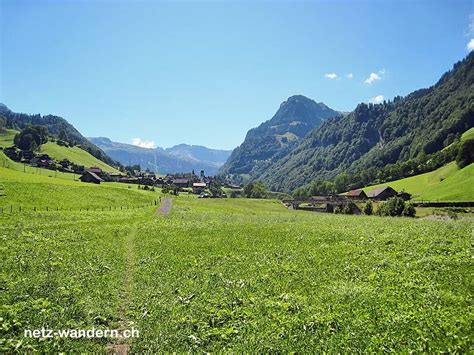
14, 125, 48, 151
334, 173, 350, 193
209, 181, 223, 197
456, 138, 474, 169
243, 182, 267, 198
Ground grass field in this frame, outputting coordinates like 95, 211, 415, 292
0, 166, 159, 210
363, 162, 474, 201
0, 167, 472, 352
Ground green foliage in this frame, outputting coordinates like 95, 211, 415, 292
209, 181, 224, 197
14, 125, 48, 151
363, 200, 373, 215
243, 181, 267, 198
162, 184, 179, 195
456, 138, 474, 168
402, 203, 416, 217
376, 197, 406, 217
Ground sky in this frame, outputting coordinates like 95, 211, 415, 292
1, 0, 473, 150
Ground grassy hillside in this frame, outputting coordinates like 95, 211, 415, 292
0, 165, 158, 210
363, 162, 474, 201
0, 129, 18, 148
0, 129, 119, 173
40, 141, 120, 173
1, 195, 471, 352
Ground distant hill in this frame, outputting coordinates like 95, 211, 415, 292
88, 137, 231, 175
220, 95, 339, 176
256, 52, 474, 192
0, 104, 115, 166
0, 129, 119, 173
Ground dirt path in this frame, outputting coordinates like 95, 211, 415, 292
156, 198, 172, 215
106, 224, 137, 354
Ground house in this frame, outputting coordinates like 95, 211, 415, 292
108, 172, 122, 182
172, 178, 189, 188
30, 154, 53, 168
193, 182, 207, 194
86, 166, 103, 176
346, 189, 368, 200
80, 170, 103, 184
367, 186, 397, 200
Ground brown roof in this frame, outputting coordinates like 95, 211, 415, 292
83, 171, 103, 181
172, 178, 189, 184
347, 189, 366, 197
367, 186, 395, 198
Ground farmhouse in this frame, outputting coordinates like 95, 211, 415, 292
80, 170, 103, 184
367, 186, 397, 200
346, 189, 367, 200
86, 166, 103, 176
172, 178, 190, 188
193, 182, 207, 194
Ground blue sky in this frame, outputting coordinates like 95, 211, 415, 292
1, 0, 473, 150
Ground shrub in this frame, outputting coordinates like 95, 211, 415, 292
376, 197, 406, 217
363, 201, 373, 215
402, 204, 416, 217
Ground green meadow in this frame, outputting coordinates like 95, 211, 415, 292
1, 167, 472, 352
363, 162, 474, 201
0, 129, 119, 173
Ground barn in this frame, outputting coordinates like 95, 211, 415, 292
80, 171, 103, 184
346, 189, 368, 200
367, 186, 397, 200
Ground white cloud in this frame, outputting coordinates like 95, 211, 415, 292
467, 38, 474, 52
324, 73, 338, 79
132, 138, 156, 149
468, 14, 474, 36
364, 72, 382, 84
346, 73, 353, 79
369, 95, 384, 104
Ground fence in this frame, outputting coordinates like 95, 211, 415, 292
410, 200, 474, 208
0, 199, 162, 215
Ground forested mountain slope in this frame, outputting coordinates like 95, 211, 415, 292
258, 53, 474, 192
220, 95, 339, 176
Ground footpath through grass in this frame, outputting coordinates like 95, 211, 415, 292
1, 194, 472, 352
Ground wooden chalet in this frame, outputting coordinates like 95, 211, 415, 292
172, 178, 190, 188
366, 186, 397, 200
80, 170, 103, 184
346, 189, 368, 200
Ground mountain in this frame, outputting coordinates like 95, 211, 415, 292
88, 137, 231, 175
220, 95, 339, 176
0, 104, 115, 166
257, 53, 474, 192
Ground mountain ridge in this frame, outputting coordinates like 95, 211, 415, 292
88, 137, 231, 175
255, 52, 474, 192
220, 95, 340, 176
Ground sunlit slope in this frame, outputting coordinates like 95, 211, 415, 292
40, 142, 120, 173
0, 129, 119, 173
363, 162, 474, 201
